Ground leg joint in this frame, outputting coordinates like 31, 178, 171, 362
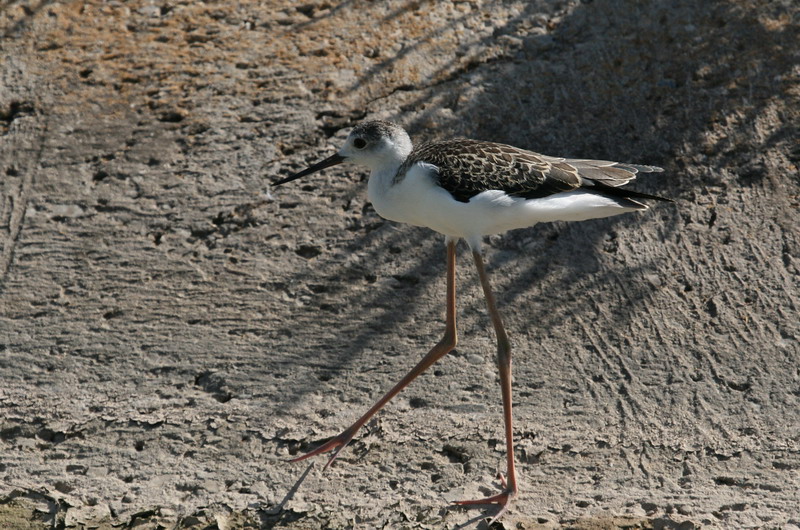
441, 330, 458, 350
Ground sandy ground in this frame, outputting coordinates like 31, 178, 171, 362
1, 0, 799, 528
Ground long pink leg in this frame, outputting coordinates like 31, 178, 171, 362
453, 249, 517, 522
291, 239, 458, 468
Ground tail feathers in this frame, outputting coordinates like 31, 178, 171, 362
568, 159, 664, 188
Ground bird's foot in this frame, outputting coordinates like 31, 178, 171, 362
289, 425, 359, 470
453, 473, 517, 524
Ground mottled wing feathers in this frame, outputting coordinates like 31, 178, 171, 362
398, 139, 579, 202
398, 139, 667, 204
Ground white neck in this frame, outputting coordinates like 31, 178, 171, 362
367, 156, 404, 196
361, 127, 414, 216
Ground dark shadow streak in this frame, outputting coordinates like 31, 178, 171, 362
274, 461, 315, 512
255, 461, 316, 526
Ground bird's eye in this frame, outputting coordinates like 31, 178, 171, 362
353, 138, 367, 149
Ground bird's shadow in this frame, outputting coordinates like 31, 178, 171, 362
268, 458, 509, 529
257, 462, 316, 525
451, 512, 501, 530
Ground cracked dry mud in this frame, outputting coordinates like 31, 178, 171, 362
1, 1, 799, 529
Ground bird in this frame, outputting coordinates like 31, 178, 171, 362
273, 120, 671, 522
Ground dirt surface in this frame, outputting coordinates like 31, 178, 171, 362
1, 0, 798, 528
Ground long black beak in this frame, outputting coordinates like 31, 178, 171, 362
273, 153, 346, 186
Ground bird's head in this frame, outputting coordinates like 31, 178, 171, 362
273, 120, 412, 186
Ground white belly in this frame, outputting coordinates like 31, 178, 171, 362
368, 163, 642, 248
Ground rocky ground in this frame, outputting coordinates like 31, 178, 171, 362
1, 0, 798, 528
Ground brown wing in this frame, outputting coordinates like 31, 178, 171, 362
398, 139, 668, 205
398, 139, 580, 203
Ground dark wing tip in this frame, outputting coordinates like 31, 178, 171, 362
584, 179, 674, 203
